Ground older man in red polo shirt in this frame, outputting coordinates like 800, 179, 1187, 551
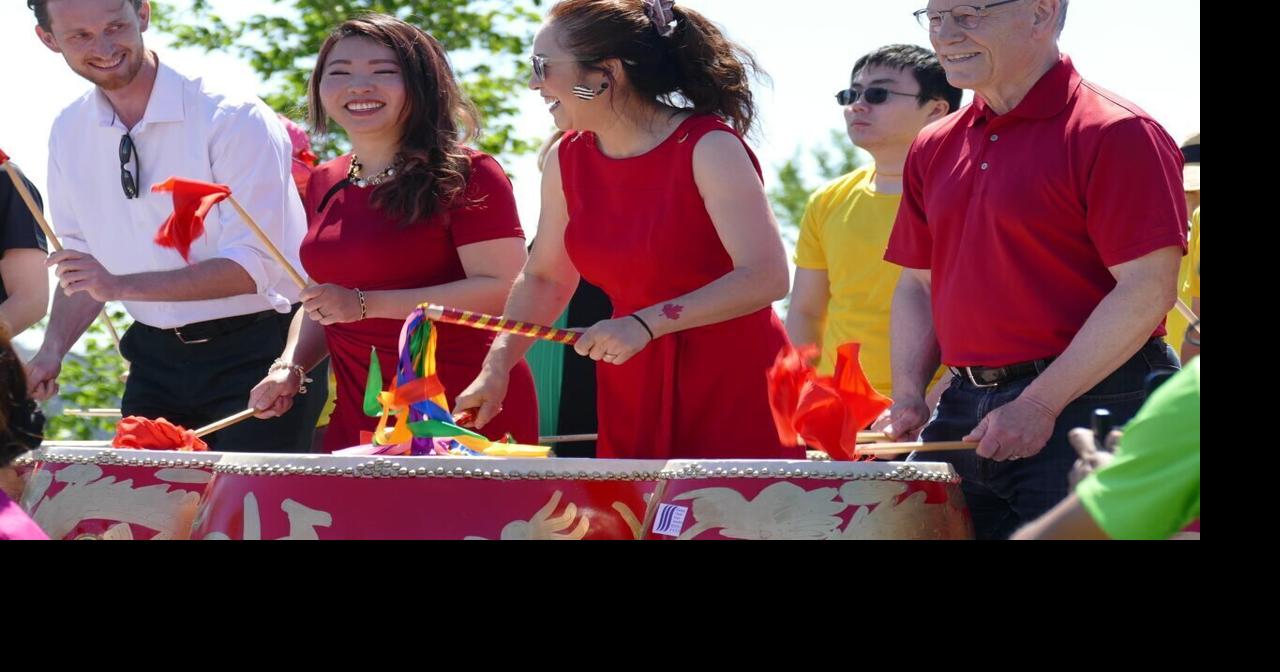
883, 0, 1186, 539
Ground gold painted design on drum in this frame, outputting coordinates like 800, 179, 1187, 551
465, 491, 591, 540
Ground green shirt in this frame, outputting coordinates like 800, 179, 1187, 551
1078, 358, 1200, 540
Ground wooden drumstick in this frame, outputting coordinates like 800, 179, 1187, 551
193, 408, 258, 438
856, 441, 978, 457
1, 154, 125, 356
226, 196, 308, 290
63, 408, 124, 418
539, 433, 598, 444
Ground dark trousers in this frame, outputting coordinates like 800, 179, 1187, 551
120, 305, 328, 453
911, 339, 1180, 539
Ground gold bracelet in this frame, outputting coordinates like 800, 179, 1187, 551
269, 358, 313, 395
355, 288, 368, 320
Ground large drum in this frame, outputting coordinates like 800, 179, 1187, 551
190, 454, 661, 540
17, 444, 216, 540
646, 460, 972, 540
13, 449, 974, 540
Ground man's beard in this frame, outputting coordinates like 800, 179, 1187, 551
72, 48, 146, 91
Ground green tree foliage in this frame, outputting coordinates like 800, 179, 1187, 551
769, 129, 869, 237
151, 0, 547, 158
41, 308, 132, 440
40, 1, 549, 435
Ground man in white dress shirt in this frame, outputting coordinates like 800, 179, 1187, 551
24, 0, 324, 452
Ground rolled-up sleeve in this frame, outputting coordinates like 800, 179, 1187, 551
207, 102, 306, 293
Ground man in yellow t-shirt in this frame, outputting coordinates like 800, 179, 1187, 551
787, 45, 960, 400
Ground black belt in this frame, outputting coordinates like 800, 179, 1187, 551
950, 360, 1051, 388
950, 338, 1164, 388
138, 309, 279, 345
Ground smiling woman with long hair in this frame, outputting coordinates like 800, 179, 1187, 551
250, 14, 538, 451
456, 0, 799, 460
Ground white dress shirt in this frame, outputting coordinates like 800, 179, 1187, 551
47, 56, 307, 329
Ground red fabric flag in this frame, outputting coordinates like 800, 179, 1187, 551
0, 148, 11, 165
767, 342, 893, 461
112, 416, 209, 452
151, 177, 232, 261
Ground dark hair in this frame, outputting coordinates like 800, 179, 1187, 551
309, 14, 479, 225
28, 0, 144, 31
851, 44, 962, 113
0, 328, 45, 470
548, 0, 765, 136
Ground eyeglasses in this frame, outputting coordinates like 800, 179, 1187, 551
119, 132, 140, 199
835, 87, 919, 106
530, 54, 597, 82
913, 0, 1025, 32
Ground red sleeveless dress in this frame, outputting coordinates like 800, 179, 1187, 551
559, 115, 800, 460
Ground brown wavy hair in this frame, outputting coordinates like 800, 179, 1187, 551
547, 0, 765, 136
0, 326, 43, 470
309, 14, 480, 224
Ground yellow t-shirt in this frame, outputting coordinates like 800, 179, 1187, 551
1166, 207, 1200, 353
795, 165, 927, 396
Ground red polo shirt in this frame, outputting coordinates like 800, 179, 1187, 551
885, 56, 1187, 368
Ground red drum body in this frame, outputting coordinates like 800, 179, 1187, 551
646, 460, 973, 540
191, 455, 661, 540
18, 445, 216, 540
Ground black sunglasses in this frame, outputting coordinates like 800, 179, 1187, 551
835, 87, 919, 106
119, 132, 140, 199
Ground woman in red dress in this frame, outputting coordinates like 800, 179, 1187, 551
250, 15, 538, 451
456, 0, 799, 460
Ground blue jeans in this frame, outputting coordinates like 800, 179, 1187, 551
911, 339, 1180, 540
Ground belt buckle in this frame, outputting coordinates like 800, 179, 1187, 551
173, 327, 211, 345
961, 366, 999, 389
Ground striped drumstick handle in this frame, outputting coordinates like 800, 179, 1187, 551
423, 304, 582, 346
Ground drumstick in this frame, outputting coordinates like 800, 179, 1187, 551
225, 196, 309, 290
192, 408, 258, 438
856, 431, 888, 443
539, 433, 598, 444
1175, 299, 1198, 330
63, 408, 124, 418
856, 441, 978, 457
423, 304, 581, 346
1, 155, 125, 357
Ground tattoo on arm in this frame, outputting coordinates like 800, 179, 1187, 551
661, 304, 684, 320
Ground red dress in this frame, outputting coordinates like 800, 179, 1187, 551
560, 115, 801, 460
301, 150, 539, 452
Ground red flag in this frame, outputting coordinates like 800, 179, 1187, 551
767, 344, 815, 448
0, 147, 11, 165
112, 416, 209, 452
151, 177, 232, 261
767, 342, 893, 461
